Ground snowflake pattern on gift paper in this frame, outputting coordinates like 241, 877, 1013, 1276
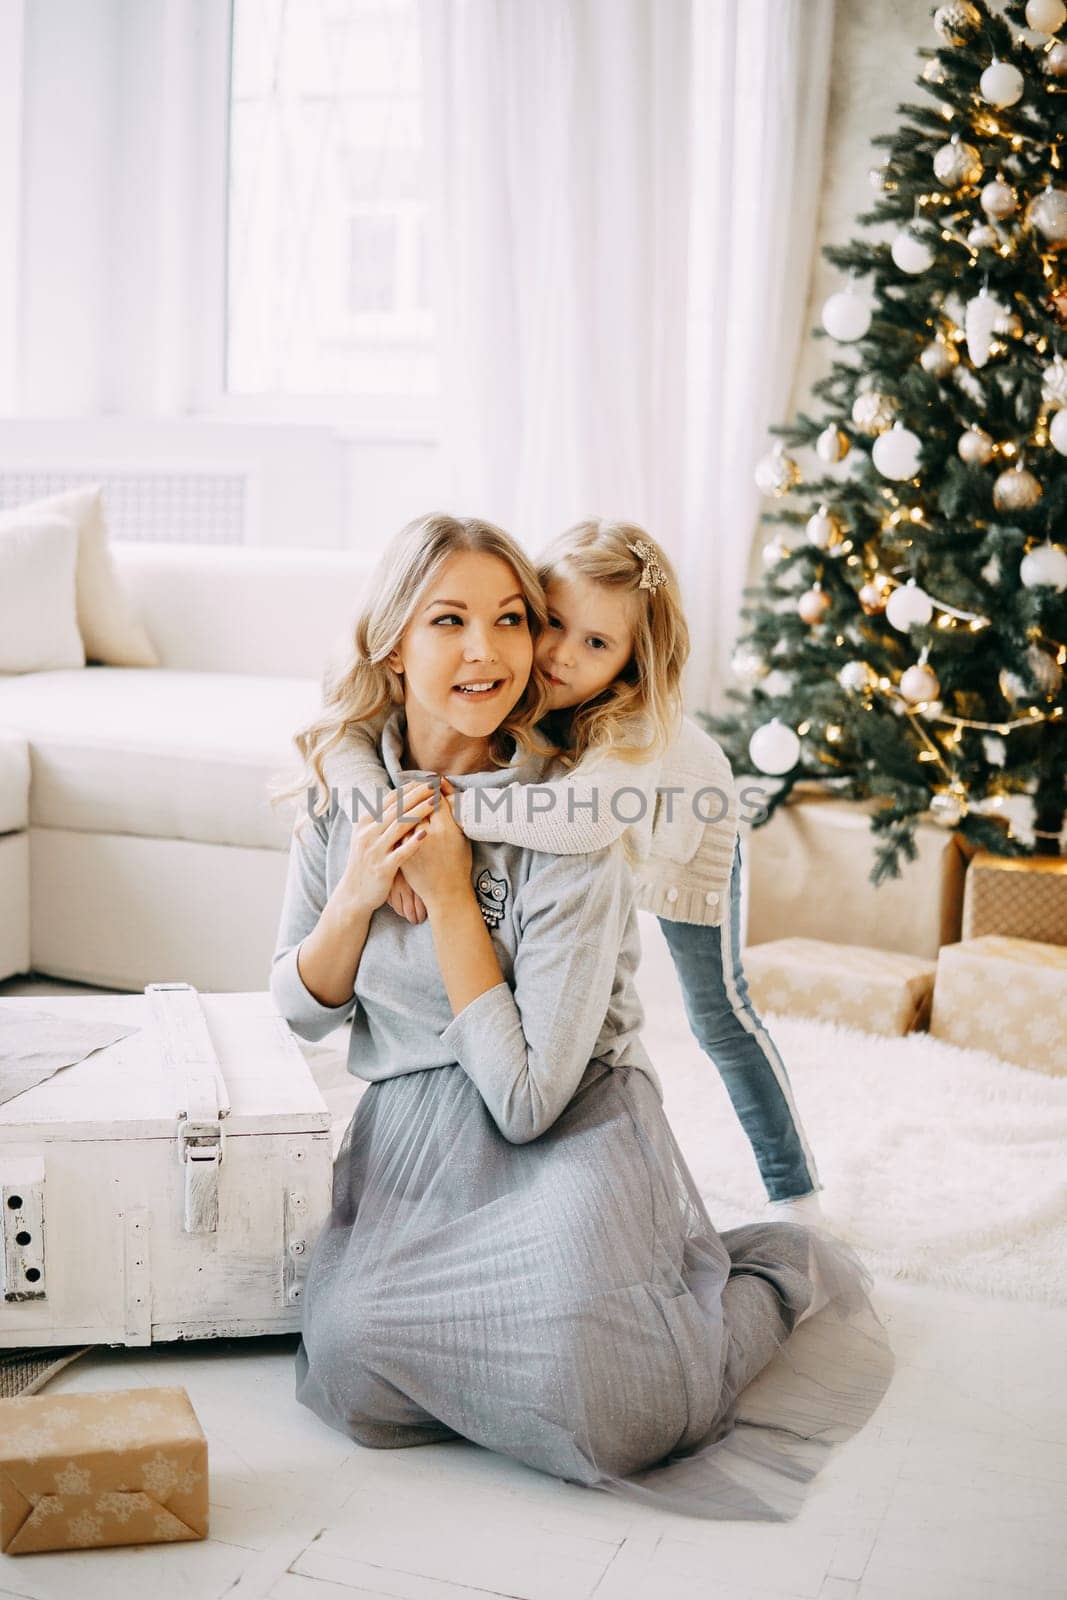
96, 1490, 147, 1525
126, 1399, 167, 1426
26, 1493, 62, 1518
85, 1411, 150, 1449
54, 1460, 92, 1495
174, 1461, 203, 1496
141, 1450, 181, 1498
67, 1509, 105, 1544
153, 1507, 190, 1539
7, 1418, 65, 1464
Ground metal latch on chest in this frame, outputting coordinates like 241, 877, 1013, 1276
147, 983, 231, 1235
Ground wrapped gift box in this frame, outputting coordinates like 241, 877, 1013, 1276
962, 851, 1067, 946
0, 1384, 208, 1555
742, 936, 937, 1036
742, 787, 974, 960
929, 936, 1067, 1076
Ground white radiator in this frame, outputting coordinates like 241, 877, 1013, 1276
0, 468, 249, 543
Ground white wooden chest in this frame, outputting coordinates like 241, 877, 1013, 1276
0, 986, 333, 1348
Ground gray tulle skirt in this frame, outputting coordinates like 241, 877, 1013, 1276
294, 1057, 894, 1522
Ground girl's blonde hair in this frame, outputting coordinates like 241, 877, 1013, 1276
269, 512, 555, 832
537, 518, 689, 770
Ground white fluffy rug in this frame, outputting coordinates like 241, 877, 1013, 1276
300, 914, 1067, 1308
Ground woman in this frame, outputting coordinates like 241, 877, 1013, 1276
268, 513, 893, 1522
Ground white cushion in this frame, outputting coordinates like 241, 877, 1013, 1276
0, 512, 85, 673
14, 485, 160, 667
0, 668, 325, 850
0, 726, 30, 833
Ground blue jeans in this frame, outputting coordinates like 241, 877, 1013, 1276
657, 837, 821, 1204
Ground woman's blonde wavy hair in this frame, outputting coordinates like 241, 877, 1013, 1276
536, 519, 689, 771
269, 512, 556, 835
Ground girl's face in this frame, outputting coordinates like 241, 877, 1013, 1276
387, 550, 534, 737
535, 571, 635, 712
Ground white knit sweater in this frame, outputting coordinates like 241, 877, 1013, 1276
320, 711, 739, 928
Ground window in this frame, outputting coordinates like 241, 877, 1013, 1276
227, 0, 436, 409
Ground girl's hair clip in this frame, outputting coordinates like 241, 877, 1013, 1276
628, 539, 668, 592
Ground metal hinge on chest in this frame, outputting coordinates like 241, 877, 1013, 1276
147, 983, 231, 1235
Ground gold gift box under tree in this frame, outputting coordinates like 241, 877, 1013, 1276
742, 936, 937, 1037
962, 850, 1067, 946
0, 1385, 208, 1555
930, 936, 1067, 1077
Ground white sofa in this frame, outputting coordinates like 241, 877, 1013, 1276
0, 542, 372, 993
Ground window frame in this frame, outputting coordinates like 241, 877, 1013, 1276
195, 0, 439, 438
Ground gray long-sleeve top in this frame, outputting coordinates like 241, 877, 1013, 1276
270, 707, 661, 1144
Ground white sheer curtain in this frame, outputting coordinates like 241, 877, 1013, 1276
418, 0, 835, 717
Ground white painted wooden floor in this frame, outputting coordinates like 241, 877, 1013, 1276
3, 972, 1066, 1599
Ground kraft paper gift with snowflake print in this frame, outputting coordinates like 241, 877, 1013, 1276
741, 936, 937, 1037
0, 1384, 208, 1554
930, 936, 1067, 1077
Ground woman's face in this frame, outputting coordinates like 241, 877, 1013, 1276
387, 551, 535, 737
534, 572, 635, 712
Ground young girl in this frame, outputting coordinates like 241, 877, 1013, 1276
272, 512, 892, 1523
325, 518, 823, 1214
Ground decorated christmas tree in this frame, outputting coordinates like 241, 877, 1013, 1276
703, 0, 1067, 883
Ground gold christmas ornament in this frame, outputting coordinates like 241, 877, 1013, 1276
1041, 354, 1067, 408
798, 587, 832, 625
993, 464, 1043, 511
900, 662, 942, 703
851, 390, 896, 435
816, 423, 851, 463
1027, 187, 1067, 244
858, 581, 889, 615
999, 645, 1064, 702
921, 337, 960, 377
958, 426, 996, 464
933, 2, 981, 45
933, 138, 983, 189
981, 179, 1018, 219
754, 441, 802, 496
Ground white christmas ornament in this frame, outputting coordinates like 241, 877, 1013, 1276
806, 506, 840, 548
981, 179, 1018, 220
816, 423, 850, 463
958, 427, 995, 464
730, 643, 768, 686
1051, 409, 1067, 455
749, 719, 801, 776
754, 442, 801, 496
872, 422, 923, 480
900, 663, 942, 704
886, 580, 934, 631
980, 59, 1025, 107
891, 230, 935, 274
761, 670, 793, 697
1026, 0, 1067, 33
965, 288, 1005, 368
838, 661, 873, 692
822, 287, 872, 342
1020, 542, 1067, 591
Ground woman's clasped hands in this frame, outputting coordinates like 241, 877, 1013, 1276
338, 776, 464, 924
